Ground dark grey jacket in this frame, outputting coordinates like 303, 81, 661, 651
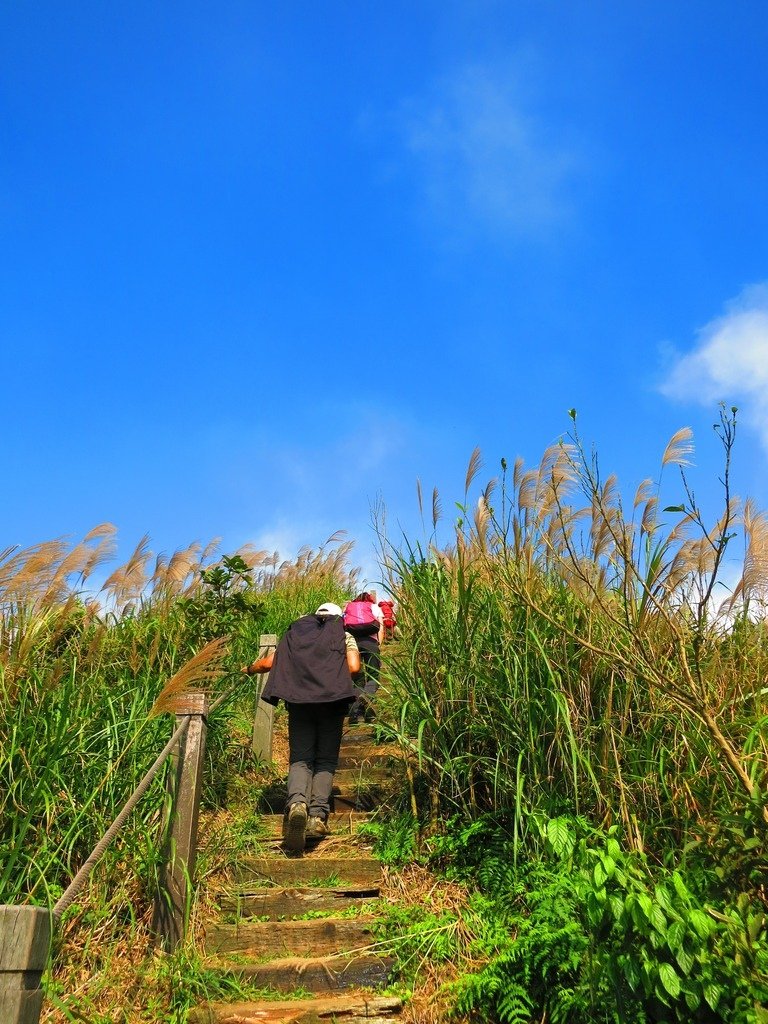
260, 614, 357, 706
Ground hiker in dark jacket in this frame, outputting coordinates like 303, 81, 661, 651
245, 603, 360, 851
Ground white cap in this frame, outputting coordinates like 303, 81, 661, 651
315, 602, 343, 617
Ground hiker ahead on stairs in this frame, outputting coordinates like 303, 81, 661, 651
245, 603, 360, 852
343, 592, 383, 724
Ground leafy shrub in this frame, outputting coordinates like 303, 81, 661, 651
425, 815, 768, 1023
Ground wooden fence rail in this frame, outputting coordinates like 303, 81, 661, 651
0, 635, 271, 1024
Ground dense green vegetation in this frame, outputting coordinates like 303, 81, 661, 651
3, 408, 767, 1022
377, 408, 768, 1022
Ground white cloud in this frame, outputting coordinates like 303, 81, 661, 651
660, 284, 768, 448
400, 62, 579, 237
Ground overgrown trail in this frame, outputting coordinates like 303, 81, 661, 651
189, 725, 407, 1023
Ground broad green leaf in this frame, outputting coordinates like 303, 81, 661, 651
607, 837, 622, 861
650, 904, 667, 935
593, 860, 608, 887
654, 884, 675, 917
675, 945, 695, 975
659, 963, 681, 999
689, 909, 713, 940
666, 921, 685, 951
637, 893, 653, 922
703, 982, 722, 1011
546, 816, 574, 857
600, 854, 617, 879
608, 894, 625, 922
672, 871, 690, 902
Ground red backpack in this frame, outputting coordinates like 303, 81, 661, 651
343, 600, 380, 637
378, 600, 396, 640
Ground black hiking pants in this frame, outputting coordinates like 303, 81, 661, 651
285, 699, 349, 820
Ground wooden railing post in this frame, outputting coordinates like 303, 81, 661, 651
0, 905, 51, 1024
252, 634, 277, 761
152, 692, 208, 951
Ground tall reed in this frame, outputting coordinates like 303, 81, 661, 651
382, 410, 768, 861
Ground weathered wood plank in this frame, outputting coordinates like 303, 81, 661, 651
252, 635, 277, 760
152, 694, 208, 950
0, 905, 51, 1024
235, 857, 381, 887
206, 917, 376, 956
222, 887, 379, 919
188, 993, 402, 1023
212, 952, 394, 993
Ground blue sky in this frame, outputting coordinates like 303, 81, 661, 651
3, 2, 768, 586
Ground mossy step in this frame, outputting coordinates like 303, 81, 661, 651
205, 917, 377, 956
222, 885, 379, 919
235, 856, 381, 887
209, 951, 394, 993
256, 811, 371, 839
188, 992, 402, 1023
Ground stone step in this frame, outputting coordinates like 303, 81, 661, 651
222, 885, 379, 919
235, 855, 381, 888
257, 811, 371, 839
205, 917, 377, 956
188, 992, 402, 1023
209, 951, 394, 993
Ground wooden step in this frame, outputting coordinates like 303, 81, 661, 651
337, 744, 402, 763
188, 992, 402, 1023
333, 766, 391, 788
335, 757, 400, 773
206, 917, 376, 956
235, 856, 381, 887
211, 951, 394, 993
222, 885, 379, 919
257, 771, 390, 813
256, 811, 371, 839
340, 725, 380, 743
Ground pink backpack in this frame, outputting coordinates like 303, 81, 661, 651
343, 600, 379, 637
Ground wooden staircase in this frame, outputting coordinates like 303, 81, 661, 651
189, 725, 404, 1023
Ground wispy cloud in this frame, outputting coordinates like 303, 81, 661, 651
660, 283, 768, 448
399, 61, 580, 238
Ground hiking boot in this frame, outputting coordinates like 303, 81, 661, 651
282, 802, 308, 851
306, 815, 330, 839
